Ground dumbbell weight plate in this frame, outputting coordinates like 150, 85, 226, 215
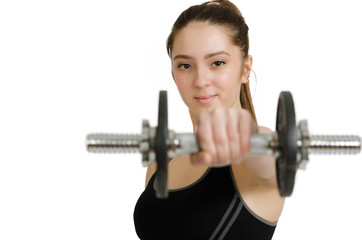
154, 90, 169, 198
276, 91, 298, 197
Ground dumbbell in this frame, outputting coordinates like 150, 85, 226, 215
86, 91, 361, 198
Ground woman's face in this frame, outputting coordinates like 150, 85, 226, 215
171, 21, 250, 118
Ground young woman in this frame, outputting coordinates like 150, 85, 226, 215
134, 1, 284, 239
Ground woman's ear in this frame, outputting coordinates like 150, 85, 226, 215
241, 55, 253, 84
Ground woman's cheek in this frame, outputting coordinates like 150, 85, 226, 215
174, 79, 191, 104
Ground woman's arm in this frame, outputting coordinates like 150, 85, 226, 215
242, 126, 278, 185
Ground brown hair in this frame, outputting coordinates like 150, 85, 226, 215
166, 0, 257, 122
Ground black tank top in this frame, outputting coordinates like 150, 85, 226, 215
134, 166, 277, 240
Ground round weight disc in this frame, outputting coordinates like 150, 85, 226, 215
155, 90, 169, 199
276, 91, 297, 197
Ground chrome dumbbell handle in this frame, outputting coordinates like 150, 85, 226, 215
86, 119, 361, 169
86, 133, 142, 153
308, 135, 361, 154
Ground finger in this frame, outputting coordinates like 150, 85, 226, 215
212, 108, 230, 164
197, 110, 217, 158
227, 109, 243, 163
239, 110, 253, 157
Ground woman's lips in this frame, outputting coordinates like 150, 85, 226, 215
194, 94, 217, 104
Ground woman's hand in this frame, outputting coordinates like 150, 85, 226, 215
191, 108, 258, 167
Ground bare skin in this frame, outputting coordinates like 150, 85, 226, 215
145, 21, 284, 223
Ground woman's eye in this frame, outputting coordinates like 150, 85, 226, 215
212, 61, 225, 67
177, 63, 192, 70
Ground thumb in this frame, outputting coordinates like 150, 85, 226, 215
190, 151, 213, 166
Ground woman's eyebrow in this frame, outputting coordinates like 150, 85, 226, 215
173, 51, 230, 61
173, 54, 193, 61
204, 51, 231, 59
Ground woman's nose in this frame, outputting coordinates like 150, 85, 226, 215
194, 67, 211, 88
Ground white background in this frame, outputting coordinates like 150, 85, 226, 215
1, 0, 361, 239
